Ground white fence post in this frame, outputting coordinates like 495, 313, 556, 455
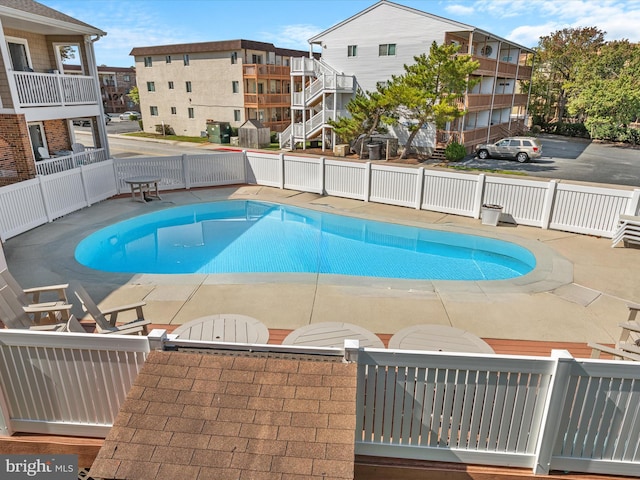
625, 188, 640, 216
364, 162, 371, 202
533, 349, 574, 475
0, 381, 13, 437
37, 175, 53, 223
320, 157, 326, 195
473, 174, 486, 219
279, 153, 285, 189
415, 167, 424, 210
79, 164, 91, 207
182, 154, 191, 189
541, 180, 558, 229
242, 150, 248, 184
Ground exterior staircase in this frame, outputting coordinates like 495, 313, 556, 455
280, 58, 356, 149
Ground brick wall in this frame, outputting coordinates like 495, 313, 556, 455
0, 114, 37, 182
43, 119, 71, 153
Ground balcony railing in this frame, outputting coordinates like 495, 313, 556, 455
243, 64, 290, 77
244, 93, 290, 106
12, 71, 99, 108
35, 148, 108, 175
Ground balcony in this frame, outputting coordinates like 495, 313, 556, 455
244, 93, 290, 107
12, 71, 99, 108
466, 93, 529, 111
242, 64, 290, 79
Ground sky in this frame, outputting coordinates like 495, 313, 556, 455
43, 0, 640, 68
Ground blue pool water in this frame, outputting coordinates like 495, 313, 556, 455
75, 200, 536, 280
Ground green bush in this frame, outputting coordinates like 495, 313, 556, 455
543, 122, 589, 138
531, 125, 542, 135
154, 124, 174, 135
444, 142, 466, 162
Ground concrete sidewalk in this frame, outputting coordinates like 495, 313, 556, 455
4, 185, 639, 344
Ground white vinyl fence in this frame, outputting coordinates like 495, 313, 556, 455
355, 349, 640, 477
0, 150, 639, 242
0, 329, 149, 437
1, 328, 638, 477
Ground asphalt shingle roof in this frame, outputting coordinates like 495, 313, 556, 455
89, 350, 357, 480
0, 0, 104, 34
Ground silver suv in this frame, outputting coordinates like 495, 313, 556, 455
476, 137, 542, 163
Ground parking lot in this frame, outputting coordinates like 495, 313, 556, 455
461, 135, 640, 187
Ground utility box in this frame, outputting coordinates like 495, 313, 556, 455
206, 120, 232, 144
333, 144, 348, 157
238, 119, 270, 149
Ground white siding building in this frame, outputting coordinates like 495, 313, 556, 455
281, 0, 534, 155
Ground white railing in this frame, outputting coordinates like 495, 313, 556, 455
1, 151, 639, 243
0, 327, 637, 476
12, 71, 99, 107
354, 349, 640, 476
0, 329, 149, 437
35, 148, 108, 175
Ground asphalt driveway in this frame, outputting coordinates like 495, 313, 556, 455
460, 134, 640, 187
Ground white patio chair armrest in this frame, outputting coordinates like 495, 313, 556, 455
23, 283, 69, 302
100, 324, 144, 335
588, 342, 640, 361
617, 321, 640, 343
101, 302, 146, 325
23, 303, 72, 322
29, 323, 67, 331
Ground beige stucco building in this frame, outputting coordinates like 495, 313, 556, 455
130, 39, 309, 138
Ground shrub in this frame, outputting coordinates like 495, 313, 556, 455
155, 124, 174, 135
444, 142, 466, 162
531, 125, 542, 135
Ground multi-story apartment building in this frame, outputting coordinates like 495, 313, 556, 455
67, 65, 137, 115
282, 0, 534, 154
130, 40, 310, 137
0, 0, 108, 183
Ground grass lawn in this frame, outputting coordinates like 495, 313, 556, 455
124, 132, 210, 143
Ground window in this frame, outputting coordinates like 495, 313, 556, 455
251, 54, 262, 64
186, 81, 192, 93
378, 44, 396, 56
234, 110, 241, 122
146, 81, 155, 92
123, 75, 130, 82
168, 81, 174, 89
150, 106, 158, 116
232, 81, 239, 93
144, 56, 152, 67
347, 45, 357, 57
183, 54, 190, 66
171, 106, 177, 115
257, 83, 264, 94
231, 52, 237, 64
188, 107, 194, 119
166, 55, 171, 63
7, 38, 32, 71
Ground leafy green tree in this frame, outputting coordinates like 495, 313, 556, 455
328, 86, 395, 144
127, 85, 140, 105
533, 27, 605, 122
385, 42, 478, 158
568, 40, 640, 129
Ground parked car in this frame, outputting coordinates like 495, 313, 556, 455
72, 116, 111, 126
119, 111, 140, 120
475, 137, 542, 163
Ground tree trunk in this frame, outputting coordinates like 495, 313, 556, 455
400, 125, 423, 159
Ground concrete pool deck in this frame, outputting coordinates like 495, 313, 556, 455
4, 185, 640, 346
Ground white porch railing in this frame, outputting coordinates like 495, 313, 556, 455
35, 148, 108, 175
0, 329, 149, 437
12, 71, 98, 107
1, 151, 639, 242
2, 328, 637, 476
353, 348, 640, 476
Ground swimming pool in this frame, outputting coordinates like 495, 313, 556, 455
75, 200, 536, 280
